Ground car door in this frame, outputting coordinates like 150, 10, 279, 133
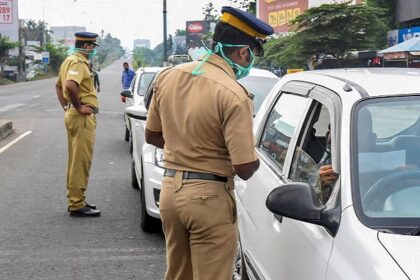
237, 83, 339, 280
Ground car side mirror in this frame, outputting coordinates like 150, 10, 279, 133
266, 182, 339, 236
125, 105, 147, 121
120, 89, 133, 98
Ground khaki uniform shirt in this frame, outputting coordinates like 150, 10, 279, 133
146, 54, 257, 177
56, 52, 98, 108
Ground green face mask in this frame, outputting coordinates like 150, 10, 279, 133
190, 42, 255, 79
69, 47, 97, 60
213, 42, 254, 80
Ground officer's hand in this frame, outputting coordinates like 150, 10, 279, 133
319, 165, 338, 187
78, 104, 94, 115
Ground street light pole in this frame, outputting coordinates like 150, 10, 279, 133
163, 0, 168, 65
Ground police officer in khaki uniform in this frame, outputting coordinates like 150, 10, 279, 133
145, 7, 273, 280
55, 32, 101, 217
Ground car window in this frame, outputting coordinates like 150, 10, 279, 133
289, 103, 333, 204
259, 93, 308, 173
354, 97, 420, 220
238, 76, 278, 115
137, 73, 155, 96
144, 73, 158, 110
130, 74, 137, 92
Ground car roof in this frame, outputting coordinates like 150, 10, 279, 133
284, 68, 420, 97
248, 68, 278, 79
135, 67, 163, 74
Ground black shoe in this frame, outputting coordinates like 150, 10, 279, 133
85, 202, 96, 209
69, 206, 101, 217
67, 202, 96, 212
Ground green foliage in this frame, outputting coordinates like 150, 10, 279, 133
175, 29, 186, 36
21, 20, 52, 46
366, 0, 397, 29
203, 2, 218, 21
263, 3, 388, 69
44, 43, 68, 73
230, 0, 256, 15
132, 47, 158, 68
95, 33, 124, 66
0, 35, 18, 62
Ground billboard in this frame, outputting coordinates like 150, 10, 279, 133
257, 0, 364, 34
0, 0, 19, 41
186, 21, 209, 50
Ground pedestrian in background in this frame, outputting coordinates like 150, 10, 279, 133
55, 32, 101, 217
121, 62, 135, 89
89, 62, 100, 93
145, 6, 273, 280
121, 62, 135, 102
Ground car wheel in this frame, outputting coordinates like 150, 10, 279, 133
124, 127, 129, 142
131, 158, 139, 189
233, 240, 249, 280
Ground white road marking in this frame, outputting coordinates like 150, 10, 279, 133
0, 131, 32, 155
33, 95, 41, 98
0, 103, 25, 111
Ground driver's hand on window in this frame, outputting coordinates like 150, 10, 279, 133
319, 165, 339, 187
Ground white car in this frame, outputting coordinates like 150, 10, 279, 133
121, 67, 162, 152
233, 68, 420, 280
126, 68, 279, 232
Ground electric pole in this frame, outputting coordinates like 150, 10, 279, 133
163, 0, 168, 65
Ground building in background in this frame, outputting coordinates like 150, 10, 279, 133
257, 0, 363, 34
387, 0, 420, 46
133, 39, 150, 49
50, 26, 86, 46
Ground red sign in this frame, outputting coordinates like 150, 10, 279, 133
0, 0, 13, 24
187, 22, 204, 33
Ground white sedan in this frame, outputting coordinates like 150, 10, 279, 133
126, 68, 279, 232
233, 68, 420, 280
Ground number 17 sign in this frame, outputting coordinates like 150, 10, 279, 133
0, 0, 13, 24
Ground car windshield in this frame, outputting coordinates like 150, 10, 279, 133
137, 72, 156, 96
238, 76, 278, 115
352, 96, 420, 233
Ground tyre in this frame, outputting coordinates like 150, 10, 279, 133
232, 240, 249, 280
124, 127, 129, 142
131, 158, 139, 189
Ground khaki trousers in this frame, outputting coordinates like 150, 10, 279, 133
64, 108, 96, 211
160, 171, 237, 280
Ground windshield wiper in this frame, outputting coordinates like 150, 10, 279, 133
407, 227, 420, 236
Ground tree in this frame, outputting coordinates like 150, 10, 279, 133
133, 47, 157, 68
0, 35, 18, 71
175, 29, 186, 36
95, 33, 124, 65
230, 0, 256, 15
202, 2, 218, 22
21, 20, 52, 46
263, 3, 388, 69
366, 0, 397, 29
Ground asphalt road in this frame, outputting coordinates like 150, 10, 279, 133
0, 60, 166, 279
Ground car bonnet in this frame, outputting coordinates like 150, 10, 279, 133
378, 232, 420, 278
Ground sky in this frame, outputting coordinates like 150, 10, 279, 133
18, 0, 236, 49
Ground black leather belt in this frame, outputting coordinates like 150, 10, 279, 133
164, 169, 227, 183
